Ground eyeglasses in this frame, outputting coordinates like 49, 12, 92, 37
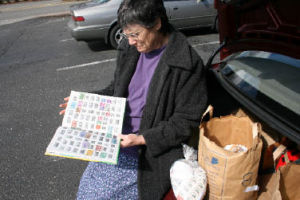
121, 30, 142, 40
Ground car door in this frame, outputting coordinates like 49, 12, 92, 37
164, 0, 216, 29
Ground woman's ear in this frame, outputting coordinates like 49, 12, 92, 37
154, 18, 162, 31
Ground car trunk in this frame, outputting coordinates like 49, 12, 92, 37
215, 0, 300, 60
203, 1, 300, 198
207, 0, 300, 143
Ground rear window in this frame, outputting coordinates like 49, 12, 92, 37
221, 51, 300, 132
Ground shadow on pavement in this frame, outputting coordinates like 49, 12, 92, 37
87, 40, 113, 52
181, 27, 216, 37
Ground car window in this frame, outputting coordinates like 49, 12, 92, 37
221, 51, 300, 132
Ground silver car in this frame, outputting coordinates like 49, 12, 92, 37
68, 0, 217, 48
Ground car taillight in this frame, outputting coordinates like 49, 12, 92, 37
72, 16, 85, 22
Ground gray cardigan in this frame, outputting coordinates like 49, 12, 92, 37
98, 30, 207, 200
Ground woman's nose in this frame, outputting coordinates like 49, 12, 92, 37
128, 37, 137, 45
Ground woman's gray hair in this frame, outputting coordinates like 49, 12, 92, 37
117, 0, 171, 34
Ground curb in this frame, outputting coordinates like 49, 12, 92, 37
0, 0, 85, 4
0, 0, 42, 4
0, 11, 70, 26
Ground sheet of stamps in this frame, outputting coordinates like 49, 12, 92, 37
45, 91, 126, 165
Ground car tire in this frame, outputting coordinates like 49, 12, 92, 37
214, 16, 219, 33
109, 25, 123, 49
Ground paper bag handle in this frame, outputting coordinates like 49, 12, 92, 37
273, 144, 287, 161
201, 105, 214, 123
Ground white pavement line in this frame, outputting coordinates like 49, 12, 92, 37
56, 58, 116, 72
56, 40, 218, 72
192, 41, 219, 47
60, 38, 74, 42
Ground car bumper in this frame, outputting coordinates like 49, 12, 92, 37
67, 20, 109, 41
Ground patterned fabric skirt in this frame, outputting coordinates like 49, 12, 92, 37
77, 147, 139, 200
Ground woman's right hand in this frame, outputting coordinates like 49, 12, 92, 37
59, 96, 70, 115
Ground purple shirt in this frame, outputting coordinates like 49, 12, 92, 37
123, 46, 166, 134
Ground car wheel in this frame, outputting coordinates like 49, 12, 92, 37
214, 16, 219, 33
109, 25, 123, 49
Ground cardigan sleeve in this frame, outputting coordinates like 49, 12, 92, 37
141, 57, 208, 157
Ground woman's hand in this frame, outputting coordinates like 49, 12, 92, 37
119, 134, 146, 148
59, 96, 69, 115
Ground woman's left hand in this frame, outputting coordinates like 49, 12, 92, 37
118, 134, 146, 148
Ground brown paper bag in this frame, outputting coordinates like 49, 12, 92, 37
279, 163, 300, 200
257, 163, 300, 200
198, 114, 263, 200
257, 171, 282, 200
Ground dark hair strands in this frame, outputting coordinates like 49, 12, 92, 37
117, 0, 171, 34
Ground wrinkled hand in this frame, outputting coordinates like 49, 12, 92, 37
59, 96, 70, 115
118, 133, 146, 148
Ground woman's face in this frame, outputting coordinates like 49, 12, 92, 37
122, 23, 163, 53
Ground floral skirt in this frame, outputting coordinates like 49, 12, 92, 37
76, 148, 139, 200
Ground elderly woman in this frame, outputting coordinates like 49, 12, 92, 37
70, 0, 208, 199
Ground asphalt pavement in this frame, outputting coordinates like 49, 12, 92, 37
0, 0, 87, 26
0, 15, 120, 199
0, 2, 221, 199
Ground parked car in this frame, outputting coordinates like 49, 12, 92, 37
68, 0, 217, 48
208, 0, 300, 145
